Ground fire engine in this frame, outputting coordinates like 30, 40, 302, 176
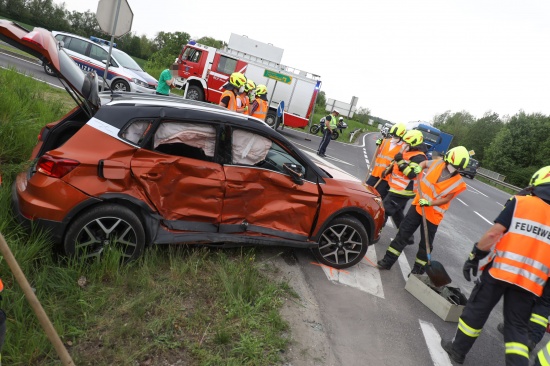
171, 33, 322, 128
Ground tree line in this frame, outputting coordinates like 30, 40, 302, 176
432, 110, 548, 187
0, 0, 224, 68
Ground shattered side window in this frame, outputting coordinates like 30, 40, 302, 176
121, 120, 154, 145
154, 121, 217, 162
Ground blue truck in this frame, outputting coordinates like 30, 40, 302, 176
409, 122, 453, 159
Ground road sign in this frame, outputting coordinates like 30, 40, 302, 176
277, 101, 285, 117
96, 0, 133, 37
263, 70, 292, 84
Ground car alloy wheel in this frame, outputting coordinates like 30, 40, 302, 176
64, 204, 145, 263
313, 216, 369, 269
111, 80, 130, 92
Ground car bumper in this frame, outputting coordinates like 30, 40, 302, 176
131, 83, 156, 94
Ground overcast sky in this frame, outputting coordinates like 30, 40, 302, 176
56, 0, 550, 123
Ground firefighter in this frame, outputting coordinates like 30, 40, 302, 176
316, 109, 339, 158
219, 72, 248, 113
382, 129, 427, 236
441, 165, 550, 366
366, 123, 407, 200
241, 79, 255, 114
250, 84, 268, 120
377, 146, 469, 273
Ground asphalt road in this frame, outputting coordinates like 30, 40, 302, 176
2, 47, 546, 365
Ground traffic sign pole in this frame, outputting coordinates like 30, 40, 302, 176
101, 0, 122, 91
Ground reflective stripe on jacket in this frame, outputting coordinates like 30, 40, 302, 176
239, 94, 250, 114
412, 159, 467, 225
489, 195, 550, 296
251, 98, 268, 119
219, 90, 237, 111
388, 150, 426, 196
371, 139, 405, 178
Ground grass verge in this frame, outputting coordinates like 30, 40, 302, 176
0, 67, 296, 365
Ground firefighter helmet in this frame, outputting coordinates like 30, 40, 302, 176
402, 130, 424, 147
229, 72, 247, 88
444, 146, 470, 169
255, 84, 267, 96
389, 123, 407, 138
244, 79, 256, 92
529, 166, 550, 187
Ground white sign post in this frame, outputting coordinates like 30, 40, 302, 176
96, 0, 133, 91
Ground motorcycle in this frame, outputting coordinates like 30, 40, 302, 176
309, 119, 347, 140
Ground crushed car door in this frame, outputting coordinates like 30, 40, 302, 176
221, 128, 320, 240
130, 120, 224, 231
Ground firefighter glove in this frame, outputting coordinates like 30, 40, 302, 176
413, 164, 422, 174
419, 199, 430, 207
376, 138, 383, 146
463, 243, 490, 281
394, 152, 403, 161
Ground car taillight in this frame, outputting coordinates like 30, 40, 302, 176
36, 155, 80, 178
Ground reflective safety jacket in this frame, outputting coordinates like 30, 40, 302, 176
251, 98, 268, 120
489, 195, 550, 296
371, 139, 405, 179
219, 90, 238, 111
388, 150, 426, 196
239, 93, 250, 114
412, 159, 466, 225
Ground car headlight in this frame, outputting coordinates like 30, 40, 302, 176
132, 78, 148, 88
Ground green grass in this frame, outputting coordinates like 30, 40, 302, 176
0, 67, 296, 365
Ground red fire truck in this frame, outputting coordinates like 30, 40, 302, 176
171, 33, 322, 128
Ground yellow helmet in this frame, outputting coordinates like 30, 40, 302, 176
444, 146, 470, 169
229, 72, 247, 88
245, 79, 256, 92
255, 84, 268, 96
402, 130, 424, 147
529, 166, 550, 187
389, 123, 407, 138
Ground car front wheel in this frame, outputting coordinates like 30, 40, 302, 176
313, 216, 369, 269
111, 79, 130, 92
44, 63, 55, 76
64, 204, 145, 263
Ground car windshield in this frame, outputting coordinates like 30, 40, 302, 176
112, 48, 142, 71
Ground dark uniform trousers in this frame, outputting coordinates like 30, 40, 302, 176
383, 207, 437, 269
452, 262, 536, 366
317, 129, 332, 156
382, 192, 412, 229
529, 281, 550, 346
366, 175, 390, 200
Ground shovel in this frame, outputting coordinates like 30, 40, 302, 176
418, 182, 452, 287
373, 161, 394, 189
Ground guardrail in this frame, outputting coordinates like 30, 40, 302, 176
475, 171, 522, 193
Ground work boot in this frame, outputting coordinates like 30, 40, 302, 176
410, 263, 425, 275
496, 323, 536, 352
441, 339, 465, 364
377, 258, 394, 270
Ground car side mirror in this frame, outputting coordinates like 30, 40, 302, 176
283, 163, 304, 185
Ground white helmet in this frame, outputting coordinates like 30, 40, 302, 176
339, 117, 344, 121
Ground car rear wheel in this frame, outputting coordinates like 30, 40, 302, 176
313, 216, 369, 269
64, 204, 145, 263
111, 79, 130, 92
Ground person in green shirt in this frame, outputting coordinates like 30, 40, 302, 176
156, 69, 174, 96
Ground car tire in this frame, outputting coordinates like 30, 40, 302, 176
309, 125, 320, 134
111, 79, 130, 92
186, 85, 204, 101
64, 204, 145, 263
44, 63, 56, 76
313, 215, 369, 269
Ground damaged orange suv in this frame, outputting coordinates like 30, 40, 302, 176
2, 21, 384, 269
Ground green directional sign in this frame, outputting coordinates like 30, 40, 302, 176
263, 70, 292, 84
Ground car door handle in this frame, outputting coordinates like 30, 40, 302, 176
140, 173, 162, 181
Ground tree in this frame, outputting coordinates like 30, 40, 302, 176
146, 31, 190, 69
432, 110, 475, 148
461, 112, 503, 163
195, 36, 225, 49
354, 107, 371, 125
315, 90, 326, 108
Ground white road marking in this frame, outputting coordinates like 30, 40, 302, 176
0, 64, 63, 89
318, 244, 385, 299
419, 320, 453, 366
398, 253, 411, 281
467, 184, 489, 197
474, 211, 493, 225
456, 198, 468, 206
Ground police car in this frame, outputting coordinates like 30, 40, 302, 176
43, 31, 158, 94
